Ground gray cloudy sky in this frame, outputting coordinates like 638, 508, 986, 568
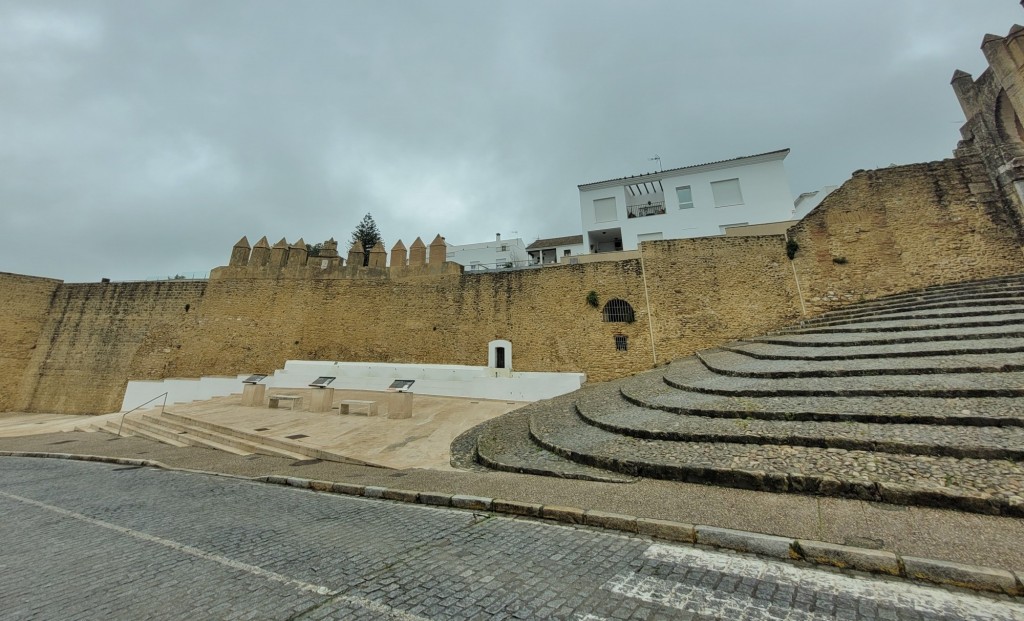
1, 1, 1020, 282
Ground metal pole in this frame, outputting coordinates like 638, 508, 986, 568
785, 231, 808, 317
638, 242, 657, 365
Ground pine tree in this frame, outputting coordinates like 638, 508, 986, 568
350, 213, 382, 267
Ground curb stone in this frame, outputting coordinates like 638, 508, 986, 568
902, 556, 1022, 596
696, 525, 796, 561
330, 482, 364, 495
636, 518, 695, 543
451, 495, 493, 511
418, 491, 454, 507
363, 485, 387, 499
493, 499, 543, 517
3, 451, 1021, 597
584, 510, 637, 533
794, 540, 901, 576
382, 488, 419, 503
541, 505, 585, 524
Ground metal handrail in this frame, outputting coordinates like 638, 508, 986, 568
627, 202, 666, 218
117, 392, 168, 437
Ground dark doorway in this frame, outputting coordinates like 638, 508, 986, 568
496, 347, 506, 369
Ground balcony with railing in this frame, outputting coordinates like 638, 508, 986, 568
626, 201, 666, 218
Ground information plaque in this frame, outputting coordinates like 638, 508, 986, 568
309, 376, 336, 388
387, 379, 415, 393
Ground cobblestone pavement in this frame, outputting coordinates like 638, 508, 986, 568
2, 458, 1023, 620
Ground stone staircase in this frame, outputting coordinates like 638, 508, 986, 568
455, 273, 1024, 515
82, 409, 361, 464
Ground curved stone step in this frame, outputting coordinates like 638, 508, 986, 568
723, 338, 1024, 361
797, 304, 1024, 331
826, 276, 1024, 309
620, 373, 1024, 426
527, 397, 1024, 516
783, 312, 1024, 335
449, 423, 493, 472
799, 292, 1024, 326
697, 349, 1024, 378
474, 406, 635, 483
662, 357, 1024, 397
574, 388, 1024, 460
751, 324, 1024, 347
797, 284, 1024, 325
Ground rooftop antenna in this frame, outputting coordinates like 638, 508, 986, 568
649, 154, 662, 172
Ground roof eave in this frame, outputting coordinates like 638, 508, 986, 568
577, 148, 790, 191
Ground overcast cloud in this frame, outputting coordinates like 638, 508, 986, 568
0, 1, 1019, 282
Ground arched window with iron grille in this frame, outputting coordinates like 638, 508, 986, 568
602, 299, 635, 323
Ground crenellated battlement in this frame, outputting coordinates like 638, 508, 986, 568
952, 25, 1024, 235
212, 234, 461, 280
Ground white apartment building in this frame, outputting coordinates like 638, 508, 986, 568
526, 235, 586, 265
445, 234, 531, 271
793, 185, 839, 220
578, 149, 795, 253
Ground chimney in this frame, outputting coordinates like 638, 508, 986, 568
496, 233, 501, 241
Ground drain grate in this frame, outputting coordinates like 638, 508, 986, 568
285, 434, 309, 440
254, 427, 270, 432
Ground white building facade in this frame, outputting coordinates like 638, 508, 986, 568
793, 184, 839, 220
578, 149, 795, 253
526, 235, 586, 265
445, 234, 531, 271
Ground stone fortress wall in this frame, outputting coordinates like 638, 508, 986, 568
2, 27, 1024, 415
0, 272, 62, 413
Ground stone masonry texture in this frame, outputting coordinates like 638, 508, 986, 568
0, 272, 61, 412
2, 155, 1023, 414
788, 157, 1024, 316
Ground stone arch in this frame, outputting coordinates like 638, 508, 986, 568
488, 339, 512, 370
602, 299, 635, 323
995, 89, 1024, 143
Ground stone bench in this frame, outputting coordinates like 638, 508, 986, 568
268, 395, 302, 410
338, 400, 378, 416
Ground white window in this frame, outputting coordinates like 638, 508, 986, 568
676, 186, 693, 209
563, 249, 571, 256
711, 178, 744, 207
594, 197, 617, 223
637, 232, 663, 242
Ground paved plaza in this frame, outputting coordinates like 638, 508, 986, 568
2, 458, 1022, 620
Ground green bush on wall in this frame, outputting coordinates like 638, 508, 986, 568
586, 291, 599, 307
786, 239, 799, 260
